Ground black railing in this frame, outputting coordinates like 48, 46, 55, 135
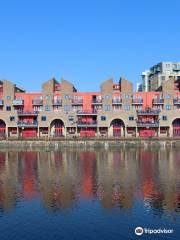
174, 98, 180, 104
152, 99, 164, 104
137, 120, 159, 127
77, 110, 97, 114
77, 121, 97, 126
92, 100, 102, 104
52, 99, 62, 105
112, 99, 122, 104
132, 99, 143, 104
17, 111, 38, 115
32, 99, 43, 105
137, 109, 160, 115
72, 100, 83, 104
13, 99, 24, 105
17, 121, 38, 126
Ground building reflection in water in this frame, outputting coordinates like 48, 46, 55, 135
0, 148, 179, 214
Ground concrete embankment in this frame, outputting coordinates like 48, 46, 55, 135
0, 138, 180, 150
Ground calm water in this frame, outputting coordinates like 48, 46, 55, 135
0, 148, 179, 240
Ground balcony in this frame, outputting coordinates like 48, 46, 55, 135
77, 110, 97, 115
173, 98, 180, 104
17, 111, 39, 116
52, 99, 62, 105
32, 99, 43, 105
92, 100, 102, 104
132, 99, 143, 104
0, 99, 4, 105
13, 99, 24, 105
77, 121, 97, 127
17, 121, 38, 127
173, 66, 180, 71
152, 98, 164, 104
137, 109, 160, 115
112, 99, 122, 104
72, 99, 83, 105
137, 121, 159, 127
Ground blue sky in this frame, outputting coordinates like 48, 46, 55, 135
0, 0, 180, 92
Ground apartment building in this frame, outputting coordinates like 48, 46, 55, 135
142, 62, 180, 92
0, 75, 180, 138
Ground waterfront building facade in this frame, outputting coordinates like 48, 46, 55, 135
0, 75, 180, 138
142, 62, 180, 92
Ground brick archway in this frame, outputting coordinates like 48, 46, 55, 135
50, 119, 65, 137
172, 118, 180, 137
110, 118, 125, 137
0, 119, 6, 138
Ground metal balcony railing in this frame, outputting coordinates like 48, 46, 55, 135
137, 109, 160, 115
132, 99, 143, 104
52, 99, 62, 105
17, 121, 38, 127
173, 66, 180, 71
137, 121, 159, 127
32, 99, 43, 105
13, 99, 24, 105
72, 99, 83, 104
92, 99, 102, 104
152, 98, 164, 104
17, 111, 38, 116
112, 99, 122, 104
77, 110, 97, 115
173, 98, 180, 104
77, 121, 97, 127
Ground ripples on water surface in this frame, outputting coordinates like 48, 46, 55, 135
0, 148, 179, 240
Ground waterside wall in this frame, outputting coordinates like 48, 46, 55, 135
0, 138, 180, 150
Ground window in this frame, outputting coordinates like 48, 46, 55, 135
45, 105, 50, 111
124, 105, 130, 111
6, 106, 11, 111
104, 105, 110, 111
6, 96, 11, 100
64, 105, 71, 112
45, 95, 50, 100
105, 95, 110, 100
129, 116, 134, 121
101, 116, 106, 121
125, 94, 129, 99
166, 94, 171, 99
166, 105, 171, 110
41, 116, 46, 121
68, 116, 74, 121
10, 116, 15, 121
65, 95, 70, 99
162, 116, 167, 121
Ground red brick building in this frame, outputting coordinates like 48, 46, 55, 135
0, 76, 180, 138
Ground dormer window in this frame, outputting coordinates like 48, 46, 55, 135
166, 94, 171, 99
105, 95, 110, 99
65, 95, 70, 99
45, 95, 50, 100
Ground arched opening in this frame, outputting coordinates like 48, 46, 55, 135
0, 119, 6, 138
50, 119, 65, 137
172, 118, 180, 137
110, 119, 125, 137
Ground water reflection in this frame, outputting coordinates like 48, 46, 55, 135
0, 148, 179, 215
